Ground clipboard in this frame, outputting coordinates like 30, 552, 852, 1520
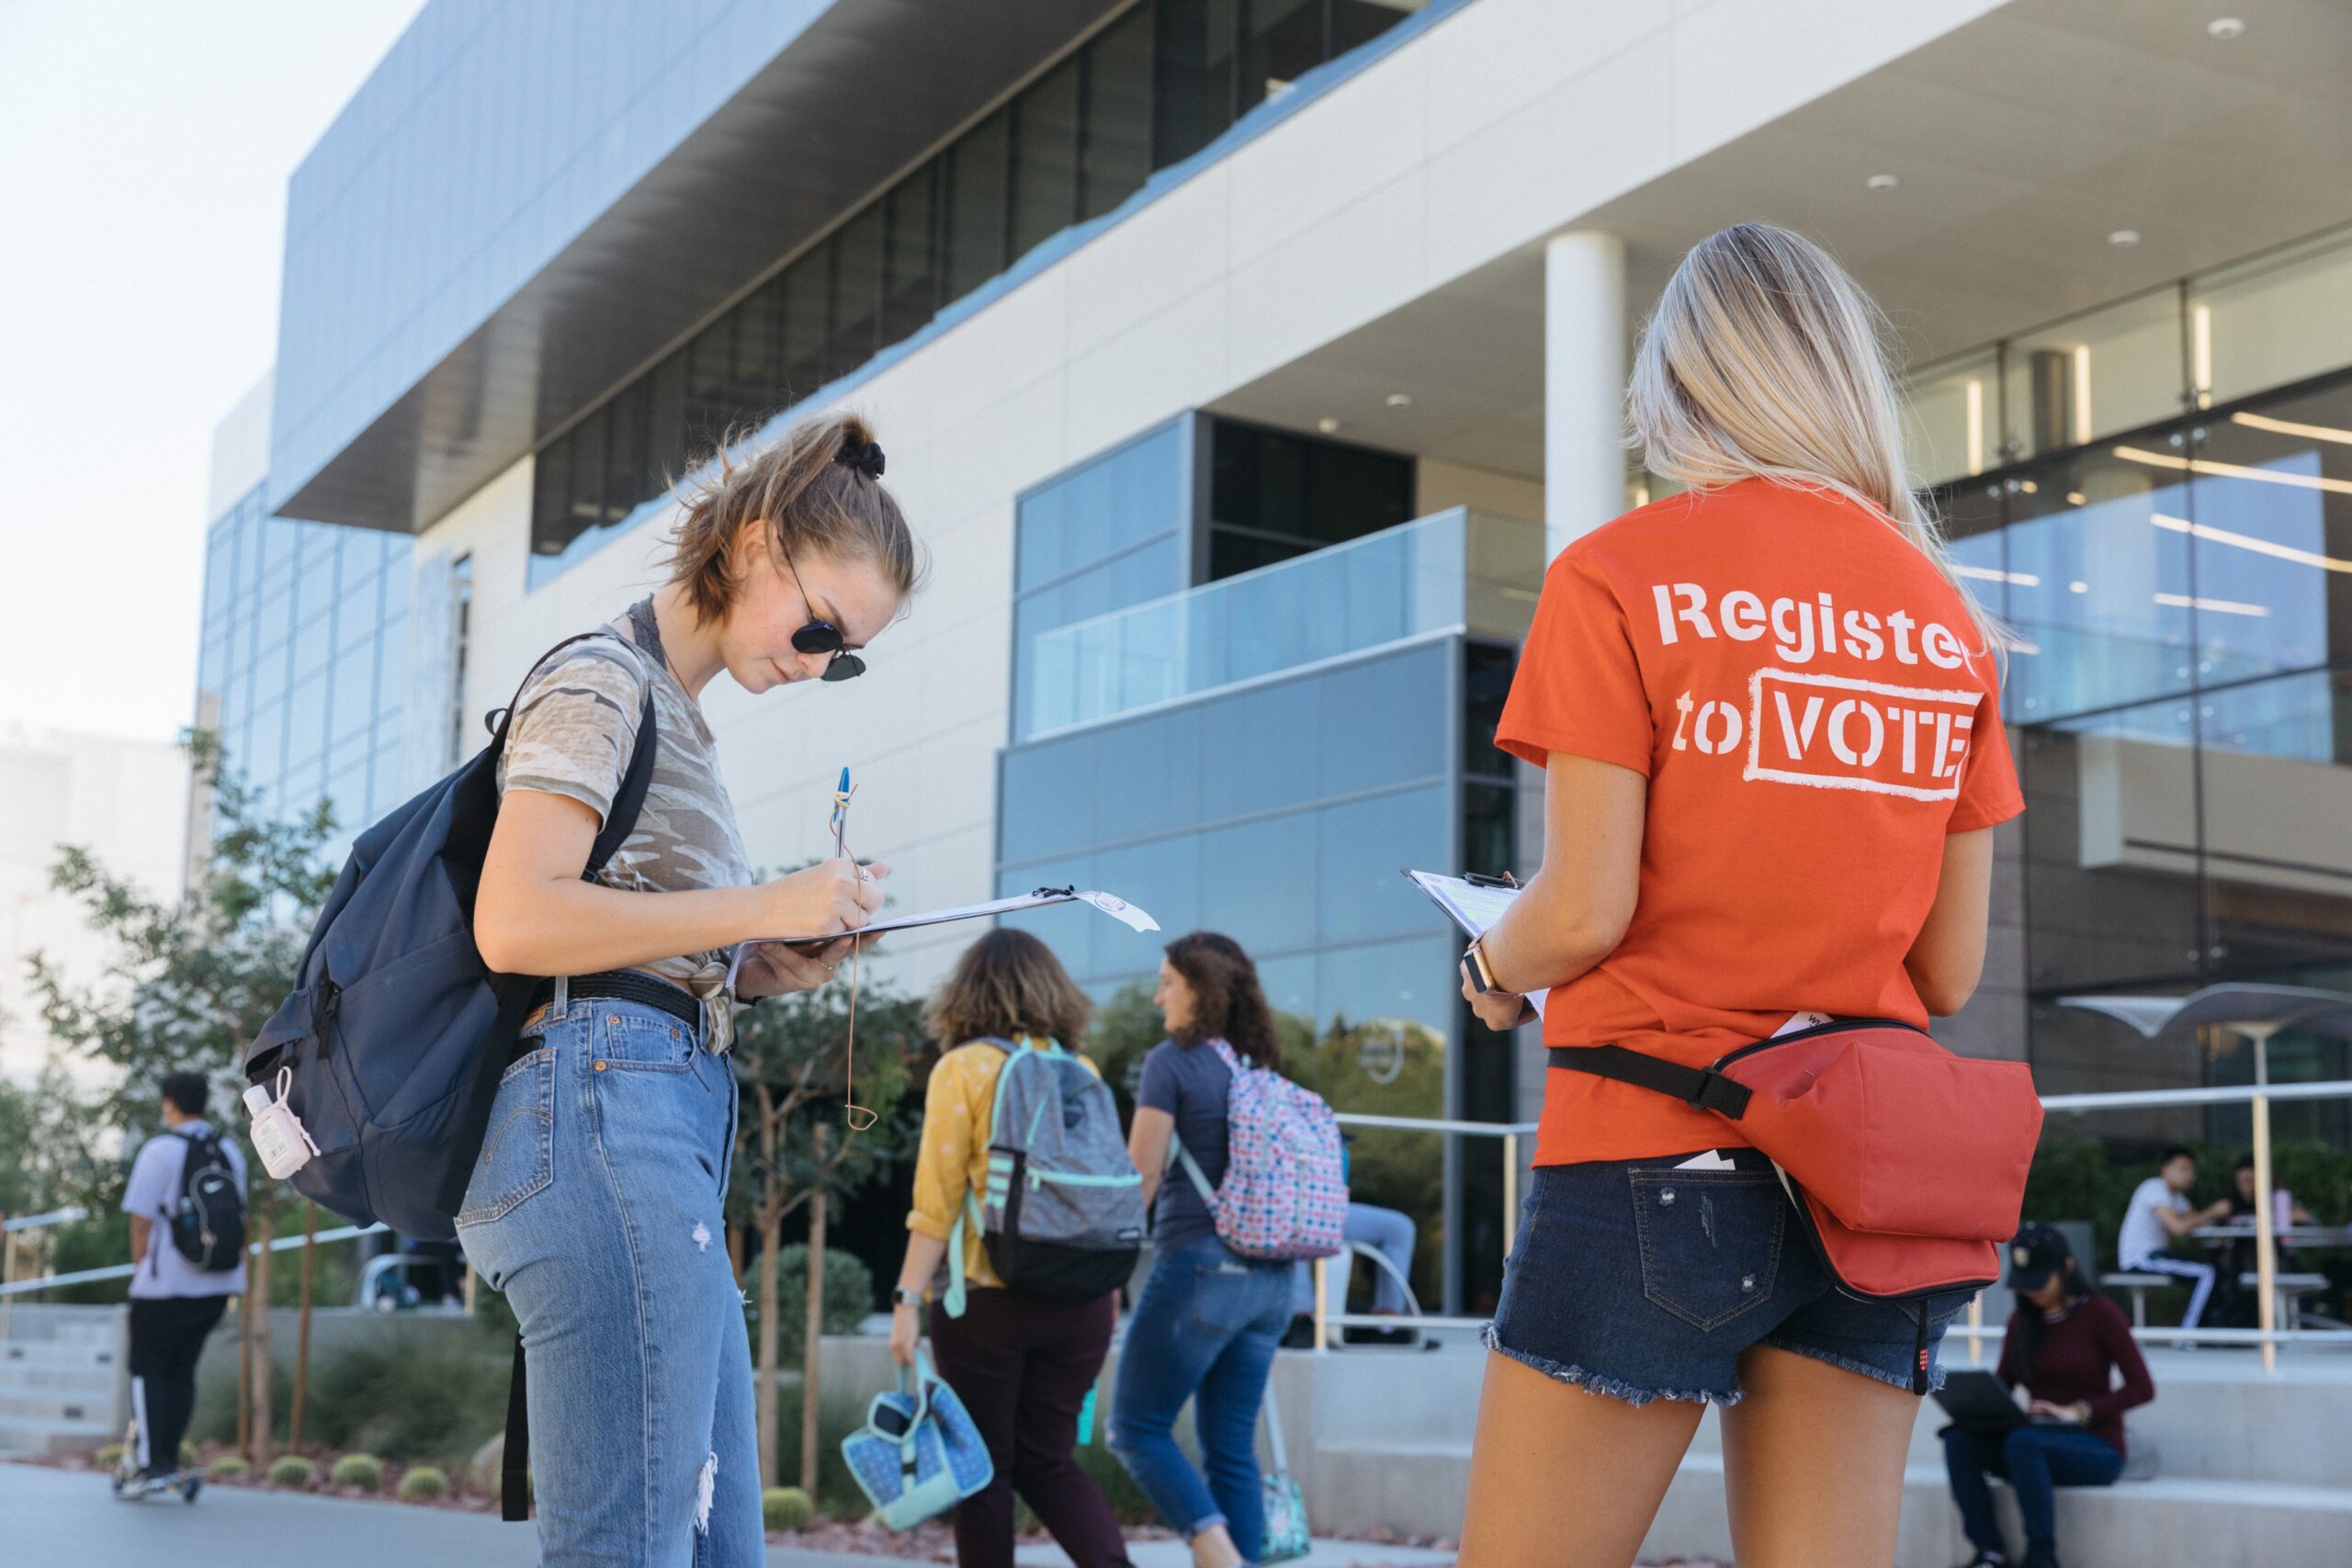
1402, 869, 1546, 1019
724, 886, 1159, 987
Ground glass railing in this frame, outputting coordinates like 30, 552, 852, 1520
1019, 507, 1544, 739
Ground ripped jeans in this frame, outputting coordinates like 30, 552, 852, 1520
458, 994, 761, 1567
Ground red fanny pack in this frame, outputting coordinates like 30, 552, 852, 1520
1554, 1019, 2043, 1388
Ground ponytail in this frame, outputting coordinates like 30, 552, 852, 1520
662, 410, 922, 625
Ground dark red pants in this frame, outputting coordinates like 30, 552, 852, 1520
927, 1286, 1128, 1568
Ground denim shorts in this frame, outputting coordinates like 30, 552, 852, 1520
1485, 1148, 1975, 1406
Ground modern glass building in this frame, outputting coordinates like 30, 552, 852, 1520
242, 0, 2352, 1348
194, 378, 412, 863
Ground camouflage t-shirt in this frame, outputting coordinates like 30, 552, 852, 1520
497, 598, 752, 1050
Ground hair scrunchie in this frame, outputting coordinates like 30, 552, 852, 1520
836, 438, 886, 479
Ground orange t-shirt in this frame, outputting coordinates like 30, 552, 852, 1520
1496, 479, 2024, 1166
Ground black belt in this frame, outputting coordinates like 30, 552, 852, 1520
526, 970, 703, 1032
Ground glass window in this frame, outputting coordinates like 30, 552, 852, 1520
531, 427, 577, 558
831, 208, 885, 381
1317, 785, 1450, 945
684, 319, 738, 453
376, 614, 409, 726
1093, 705, 1204, 845
1318, 644, 1447, 796
2196, 668, 2352, 983
294, 608, 333, 674
1016, 478, 1070, 592
1240, 0, 1325, 114
781, 247, 831, 402
326, 756, 370, 840
1012, 58, 1082, 262
332, 644, 377, 743
1333, 0, 1425, 52
1200, 677, 1318, 821
2001, 288, 2185, 464
1316, 934, 1454, 1040
285, 671, 329, 773
1254, 953, 1318, 1030
2184, 377, 2352, 683
1308, 438, 1413, 543
1154, 0, 1239, 167
1905, 349, 1999, 488
2003, 446, 2195, 722
251, 637, 289, 714
647, 348, 691, 485
1000, 733, 1100, 865
1082, 5, 1154, 219
568, 405, 608, 525
369, 742, 406, 820
2192, 228, 2352, 410
881, 165, 939, 350
604, 374, 652, 523
378, 555, 410, 621
2019, 694, 2203, 1010
1091, 833, 1201, 975
1198, 811, 1317, 958
944, 109, 1010, 304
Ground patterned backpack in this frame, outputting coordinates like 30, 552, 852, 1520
1171, 1039, 1346, 1260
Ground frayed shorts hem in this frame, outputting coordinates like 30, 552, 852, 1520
1482, 1323, 1741, 1409
1758, 1333, 1947, 1395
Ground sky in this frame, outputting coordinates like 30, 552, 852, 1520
0, 0, 427, 745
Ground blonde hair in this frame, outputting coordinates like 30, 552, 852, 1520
662, 410, 922, 625
1628, 223, 1999, 657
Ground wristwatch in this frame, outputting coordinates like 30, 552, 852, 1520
891, 1286, 924, 1309
1463, 935, 1503, 994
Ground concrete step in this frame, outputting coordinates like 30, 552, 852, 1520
1307, 1438, 2352, 1567
0, 1412, 117, 1458
1, 1340, 118, 1370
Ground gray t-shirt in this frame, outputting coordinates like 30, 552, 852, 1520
497, 598, 753, 1050
1138, 1039, 1234, 1248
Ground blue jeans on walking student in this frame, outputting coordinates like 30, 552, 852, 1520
1941, 1424, 2124, 1561
457, 996, 761, 1567
1112, 1236, 1292, 1561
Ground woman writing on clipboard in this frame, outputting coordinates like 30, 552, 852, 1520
463, 412, 918, 1565
1453, 224, 2023, 1567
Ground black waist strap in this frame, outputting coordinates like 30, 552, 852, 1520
527, 970, 702, 1031
1547, 1045, 1753, 1119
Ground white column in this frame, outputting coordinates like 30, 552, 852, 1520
1544, 231, 1628, 561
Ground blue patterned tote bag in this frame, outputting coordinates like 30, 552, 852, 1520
1260, 1385, 1311, 1562
840, 1350, 994, 1530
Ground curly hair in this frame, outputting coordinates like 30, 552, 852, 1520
924, 929, 1092, 1050
1164, 931, 1281, 1071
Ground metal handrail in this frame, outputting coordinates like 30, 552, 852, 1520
0, 1221, 386, 1298
2, 1206, 87, 1234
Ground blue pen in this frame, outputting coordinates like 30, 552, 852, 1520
831, 766, 852, 861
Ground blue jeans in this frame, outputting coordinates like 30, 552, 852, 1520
1289, 1202, 1419, 1318
1111, 1237, 1292, 1561
457, 997, 760, 1567
1941, 1423, 2124, 1558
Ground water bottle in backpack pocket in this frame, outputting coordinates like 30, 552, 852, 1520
944, 1039, 1145, 1316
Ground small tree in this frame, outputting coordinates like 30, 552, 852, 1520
29, 729, 335, 1461
728, 977, 918, 1491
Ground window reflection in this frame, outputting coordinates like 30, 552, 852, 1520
2197, 670, 2352, 980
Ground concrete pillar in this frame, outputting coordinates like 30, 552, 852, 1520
1544, 231, 1628, 560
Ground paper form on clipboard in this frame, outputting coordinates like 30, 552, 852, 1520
1402, 869, 1546, 1019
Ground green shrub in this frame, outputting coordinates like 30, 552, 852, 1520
95, 1443, 124, 1468
397, 1465, 449, 1501
747, 1246, 874, 1346
180, 1438, 198, 1466
268, 1456, 317, 1487
332, 1452, 384, 1491
762, 1486, 815, 1531
206, 1456, 251, 1481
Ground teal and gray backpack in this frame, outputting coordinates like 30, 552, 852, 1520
944, 1038, 1145, 1316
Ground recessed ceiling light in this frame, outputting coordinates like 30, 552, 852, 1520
1317, 417, 1341, 434
1385, 393, 1412, 409
2109, 229, 2142, 248
2207, 17, 2246, 40
1866, 174, 1900, 192
2067, 491, 2087, 505
2070, 581, 2090, 594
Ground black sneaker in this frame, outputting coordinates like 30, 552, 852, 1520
1954, 1553, 2007, 1568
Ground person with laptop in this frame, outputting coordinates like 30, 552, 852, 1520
1940, 1224, 2154, 1568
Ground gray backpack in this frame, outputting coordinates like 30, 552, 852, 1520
944, 1039, 1145, 1315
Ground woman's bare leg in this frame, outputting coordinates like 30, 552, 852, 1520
1720, 1343, 1920, 1568
1457, 1350, 1706, 1568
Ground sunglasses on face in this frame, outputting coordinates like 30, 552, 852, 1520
775, 528, 867, 681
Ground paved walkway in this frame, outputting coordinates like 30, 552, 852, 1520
1, 1461, 1454, 1568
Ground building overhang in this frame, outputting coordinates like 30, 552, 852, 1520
1213, 0, 2352, 482
274, 0, 1125, 534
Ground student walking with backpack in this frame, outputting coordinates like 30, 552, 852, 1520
456, 412, 920, 1565
888, 930, 1143, 1568
119, 1069, 246, 1496
1453, 225, 2027, 1568
1112, 932, 1343, 1568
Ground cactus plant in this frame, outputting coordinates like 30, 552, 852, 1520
207, 1455, 252, 1481
396, 1465, 449, 1501
331, 1452, 384, 1492
762, 1486, 816, 1531
269, 1456, 318, 1487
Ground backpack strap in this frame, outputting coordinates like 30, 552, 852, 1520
1169, 1134, 1218, 1209
502, 1331, 530, 1522
1546, 1045, 1752, 1119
